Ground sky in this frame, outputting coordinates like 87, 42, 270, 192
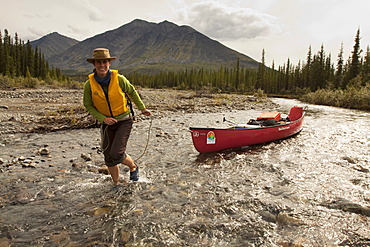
1, 0, 370, 67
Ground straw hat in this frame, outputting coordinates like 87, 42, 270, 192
87, 48, 117, 63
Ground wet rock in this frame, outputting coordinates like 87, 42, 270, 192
23, 158, 34, 164
69, 158, 78, 163
278, 239, 306, 247
71, 162, 83, 170
322, 198, 370, 217
13, 190, 35, 204
120, 230, 132, 243
18, 157, 37, 168
29, 163, 37, 168
18, 156, 26, 161
87, 207, 111, 216
36, 191, 55, 200
353, 164, 369, 173
98, 167, 109, 175
81, 153, 92, 161
48, 231, 76, 246
259, 210, 277, 223
276, 212, 304, 226
339, 237, 370, 246
38, 147, 50, 156
133, 208, 144, 215
342, 156, 357, 164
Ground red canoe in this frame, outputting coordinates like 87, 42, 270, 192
190, 106, 305, 153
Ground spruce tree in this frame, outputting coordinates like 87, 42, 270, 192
346, 28, 362, 84
235, 58, 240, 90
3, 29, 11, 76
361, 46, 370, 85
256, 49, 265, 90
0, 30, 3, 74
335, 43, 344, 88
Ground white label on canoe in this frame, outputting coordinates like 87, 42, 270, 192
206, 131, 216, 144
278, 126, 290, 131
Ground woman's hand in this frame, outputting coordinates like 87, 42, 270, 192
141, 109, 152, 116
104, 117, 118, 125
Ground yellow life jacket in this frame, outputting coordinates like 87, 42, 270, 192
88, 70, 129, 117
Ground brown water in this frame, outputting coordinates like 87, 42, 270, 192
0, 99, 369, 246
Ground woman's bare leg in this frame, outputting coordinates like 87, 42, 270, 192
121, 154, 137, 171
107, 165, 120, 185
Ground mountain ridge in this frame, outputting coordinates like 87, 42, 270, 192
30, 32, 79, 59
31, 19, 259, 74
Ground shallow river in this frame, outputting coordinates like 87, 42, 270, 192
0, 99, 369, 246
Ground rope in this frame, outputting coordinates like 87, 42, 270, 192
100, 116, 153, 162
134, 117, 153, 162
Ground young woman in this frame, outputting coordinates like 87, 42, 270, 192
83, 48, 151, 185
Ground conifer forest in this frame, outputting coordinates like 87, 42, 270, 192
0, 29, 67, 87
130, 29, 369, 95
0, 28, 369, 110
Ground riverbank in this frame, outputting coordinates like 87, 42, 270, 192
0, 88, 276, 134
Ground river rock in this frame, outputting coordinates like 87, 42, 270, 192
278, 239, 306, 247
342, 156, 357, 164
22, 162, 37, 168
38, 147, 50, 156
13, 190, 35, 204
120, 231, 132, 243
354, 164, 369, 173
87, 207, 111, 216
81, 153, 92, 161
259, 210, 277, 223
276, 212, 304, 226
322, 198, 370, 217
18, 156, 26, 161
98, 167, 109, 175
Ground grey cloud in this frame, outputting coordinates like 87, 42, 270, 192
79, 0, 105, 22
27, 27, 49, 40
186, 1, 281, 41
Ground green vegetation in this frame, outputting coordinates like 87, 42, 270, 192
301, 83, 370, 111
128, 28, 369, 111
0, 29, 78, 88
1, 28, 369, 111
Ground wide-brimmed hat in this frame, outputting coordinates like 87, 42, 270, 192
87, 48, 117, 63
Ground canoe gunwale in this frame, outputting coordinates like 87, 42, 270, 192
189, 112, 305, 132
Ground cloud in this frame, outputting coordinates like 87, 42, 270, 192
27, 26, 50, 40
179, 1, 281, 41
80, 0, 105, 22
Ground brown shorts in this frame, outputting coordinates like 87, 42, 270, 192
101, 119, 133, 167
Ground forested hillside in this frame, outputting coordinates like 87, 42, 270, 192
0, 28, 368, 110
127, 28, 369, 110
0, 29, 69, 88
129, 29, 369, 93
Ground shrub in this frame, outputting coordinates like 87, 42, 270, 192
301, 83, 370, 111
23, 76, 38, 88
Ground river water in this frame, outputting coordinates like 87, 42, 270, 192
0, 99, 369, 246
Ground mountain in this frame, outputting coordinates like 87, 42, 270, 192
39, 19, 259, 74
30, 32, 79, 59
